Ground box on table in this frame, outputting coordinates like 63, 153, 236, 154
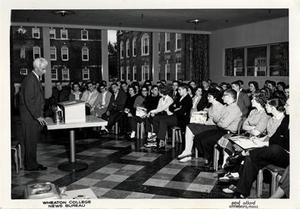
59, 101, 86, 123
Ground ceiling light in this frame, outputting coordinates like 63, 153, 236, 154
52, 10, 75, 17
186, 18, 207, 24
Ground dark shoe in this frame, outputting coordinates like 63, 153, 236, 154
25, 164, 47, 171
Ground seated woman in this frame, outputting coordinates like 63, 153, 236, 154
144, 86, 173, 148
127, 86, 149, 139
193, 89, 242, 166
223, 98, 289, 197
218, 93, 270, 170
178, 88, 224, 162
190, 86, 208, 114
69, 82, 82, 101
145, 84, 192, 149
247, 81, 259, 99
124, 85, 138, 136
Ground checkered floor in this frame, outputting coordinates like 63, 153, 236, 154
11, 130, 267, 199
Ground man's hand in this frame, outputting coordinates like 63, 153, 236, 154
37, 117, 47, 126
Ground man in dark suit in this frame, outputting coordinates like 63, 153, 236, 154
19, 58, 48, 171
231, 81, 251, 117
103, 82, 127, 133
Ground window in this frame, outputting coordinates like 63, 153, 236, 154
82, 46, 89, 61
33, 46, 41, 59
32, 28, 40, 39
175, 63, 184, 80
132, 66, 137, 81
20, 47, 26, 59
61, 46, 69, 61
20, 68, 28, 75
82, 67, 90, 80
120, 41, 124, 59
50, 46, 57, 61
247, 46, 267, 76
120, 66, 125, 80
142, 64, 150, 81
225, 42, 289, 77
270, 42, 289, 76
126, 66, 130, 81
165, 63, 171, 80
141, 33, 150, 55
165, 33, 171, 52
51, 67, 58, 80
132, 37, 137, 57
62, 67, 70, 81
60, 29, 68, 40
81, 29, 88, 40
175, 33, 182, 51
126, 39, 130, 57
49, 28, 56, 39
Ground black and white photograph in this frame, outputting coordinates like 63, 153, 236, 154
1, 0, 300, 208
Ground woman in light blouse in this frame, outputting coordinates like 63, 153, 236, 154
178, 88, 224, 162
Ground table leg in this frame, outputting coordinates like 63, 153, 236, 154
58, 129, 88, 172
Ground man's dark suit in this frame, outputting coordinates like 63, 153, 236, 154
19, 72, 45, 170
237, 91, 251, 117
105, 90, 127, 131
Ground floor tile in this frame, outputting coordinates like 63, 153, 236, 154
101, 189, 132, 198
165, 181, 191, 190
90, 187, 111, 198
143, 179, 169, 187
103, 174, 129, 182
74, 178, 101, 187
187, 183, 215, 193
95, 167, 119, 174
93, 180, 120, 189
158, 167, 182, 175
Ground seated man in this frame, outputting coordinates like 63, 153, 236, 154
194, 89, 242, 167
91, 83, 112, 118
144, 86, 173, 148
145, 84, 192, 150
102, 82, 127, 134
81, 81, 99, 115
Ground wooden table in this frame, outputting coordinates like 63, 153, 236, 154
46, 115, 107, 172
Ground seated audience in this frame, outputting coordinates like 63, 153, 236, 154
223, 98, 289, 198
69, 82, 82, 101
145, 84, 192, 149
91, 83, 112, 118
217, 93, 270, 169
284, 85, 289, 99
144, 86, 174, 148
231, 80, 251, 117
178, 88, 224, 162
81, 81, 100, 115
194, 89, 242, 166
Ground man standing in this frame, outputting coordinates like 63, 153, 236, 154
19, 58, 48, 171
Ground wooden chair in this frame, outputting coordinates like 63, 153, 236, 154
256, 164, 285, 198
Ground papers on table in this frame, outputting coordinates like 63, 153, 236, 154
230, 135, 269, 150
